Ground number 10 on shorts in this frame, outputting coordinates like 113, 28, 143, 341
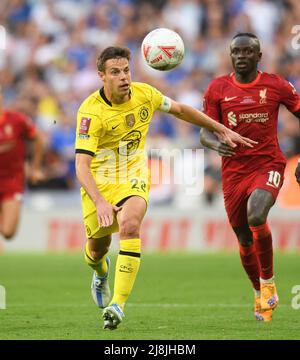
267, 170, 281, 188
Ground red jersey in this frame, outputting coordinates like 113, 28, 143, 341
0, 110, 36, 178
203, 71, 300, 187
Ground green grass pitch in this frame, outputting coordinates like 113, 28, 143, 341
0, 252, 299, 340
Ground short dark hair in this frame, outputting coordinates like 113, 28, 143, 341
97, 46, 131, 72
232, 33, 261, 51
233, 32, 258, 40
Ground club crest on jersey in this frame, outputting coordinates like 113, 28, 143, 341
139, 106, 149, 122
227, 111, 237, 127
125, 113, 135, 128
259, 88, 267, 104
79, 117, 91, 134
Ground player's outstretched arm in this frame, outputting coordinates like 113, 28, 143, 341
168, 100, 257, 148
200, 128, 236, 157
75, 154, 122, 227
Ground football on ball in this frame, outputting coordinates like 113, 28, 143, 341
141, 28, 185, 71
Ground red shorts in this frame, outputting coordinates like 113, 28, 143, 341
0, 191, 23, 202
0, 174, 24, 203
223, 166, 285, 228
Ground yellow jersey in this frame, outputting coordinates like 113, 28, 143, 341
75, 82, 165, 184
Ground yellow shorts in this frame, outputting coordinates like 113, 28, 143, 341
81, 177, 150, 239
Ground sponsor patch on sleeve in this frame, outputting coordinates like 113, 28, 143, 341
79, 117, 91, 134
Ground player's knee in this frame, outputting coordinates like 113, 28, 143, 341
119, 218, 140, 238
1, 230, 16, 240
248, 211, 266, 227
90, 248, 109, 262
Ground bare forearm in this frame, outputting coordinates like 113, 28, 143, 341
172, 103, 225, 133
168, 99, 257, 149
76, 164, 105, 205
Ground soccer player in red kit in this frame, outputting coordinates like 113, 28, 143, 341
0, 87, 44, 240
200, 33, 300, 322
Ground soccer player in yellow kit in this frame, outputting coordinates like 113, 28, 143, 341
75, 46, 256, 330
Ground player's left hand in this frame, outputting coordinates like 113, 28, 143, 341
295, 161, 300, 185
28, 168, 45, 184
217, 141, 236, 157
219, 127, 258, 148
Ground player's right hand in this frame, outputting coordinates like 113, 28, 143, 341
96, 199, 122, 227
28, 167, 45, 184
218, 127, 258, 148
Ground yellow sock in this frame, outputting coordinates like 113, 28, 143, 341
84, 242, 108, 277
110, 238, 141, 310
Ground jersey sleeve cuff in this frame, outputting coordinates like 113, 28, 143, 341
291, 99, 300, 113
75, 149, 95, 156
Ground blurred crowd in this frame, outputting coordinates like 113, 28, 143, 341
1, 0, 300, 205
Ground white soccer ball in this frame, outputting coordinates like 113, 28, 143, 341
141, 28, 185, 71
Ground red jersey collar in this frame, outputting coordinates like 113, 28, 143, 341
231, 71, 262, 88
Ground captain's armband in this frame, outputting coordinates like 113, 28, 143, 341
158, 96, 172, 113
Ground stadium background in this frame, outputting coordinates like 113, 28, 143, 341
0, 0, 299, 252
1, 0, 300, 341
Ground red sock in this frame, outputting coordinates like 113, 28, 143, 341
238, 243, 260, 291
249, 223, 273, 280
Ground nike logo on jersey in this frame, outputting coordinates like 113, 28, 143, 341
224, 96, 237, 101
112, 124, 120, 130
